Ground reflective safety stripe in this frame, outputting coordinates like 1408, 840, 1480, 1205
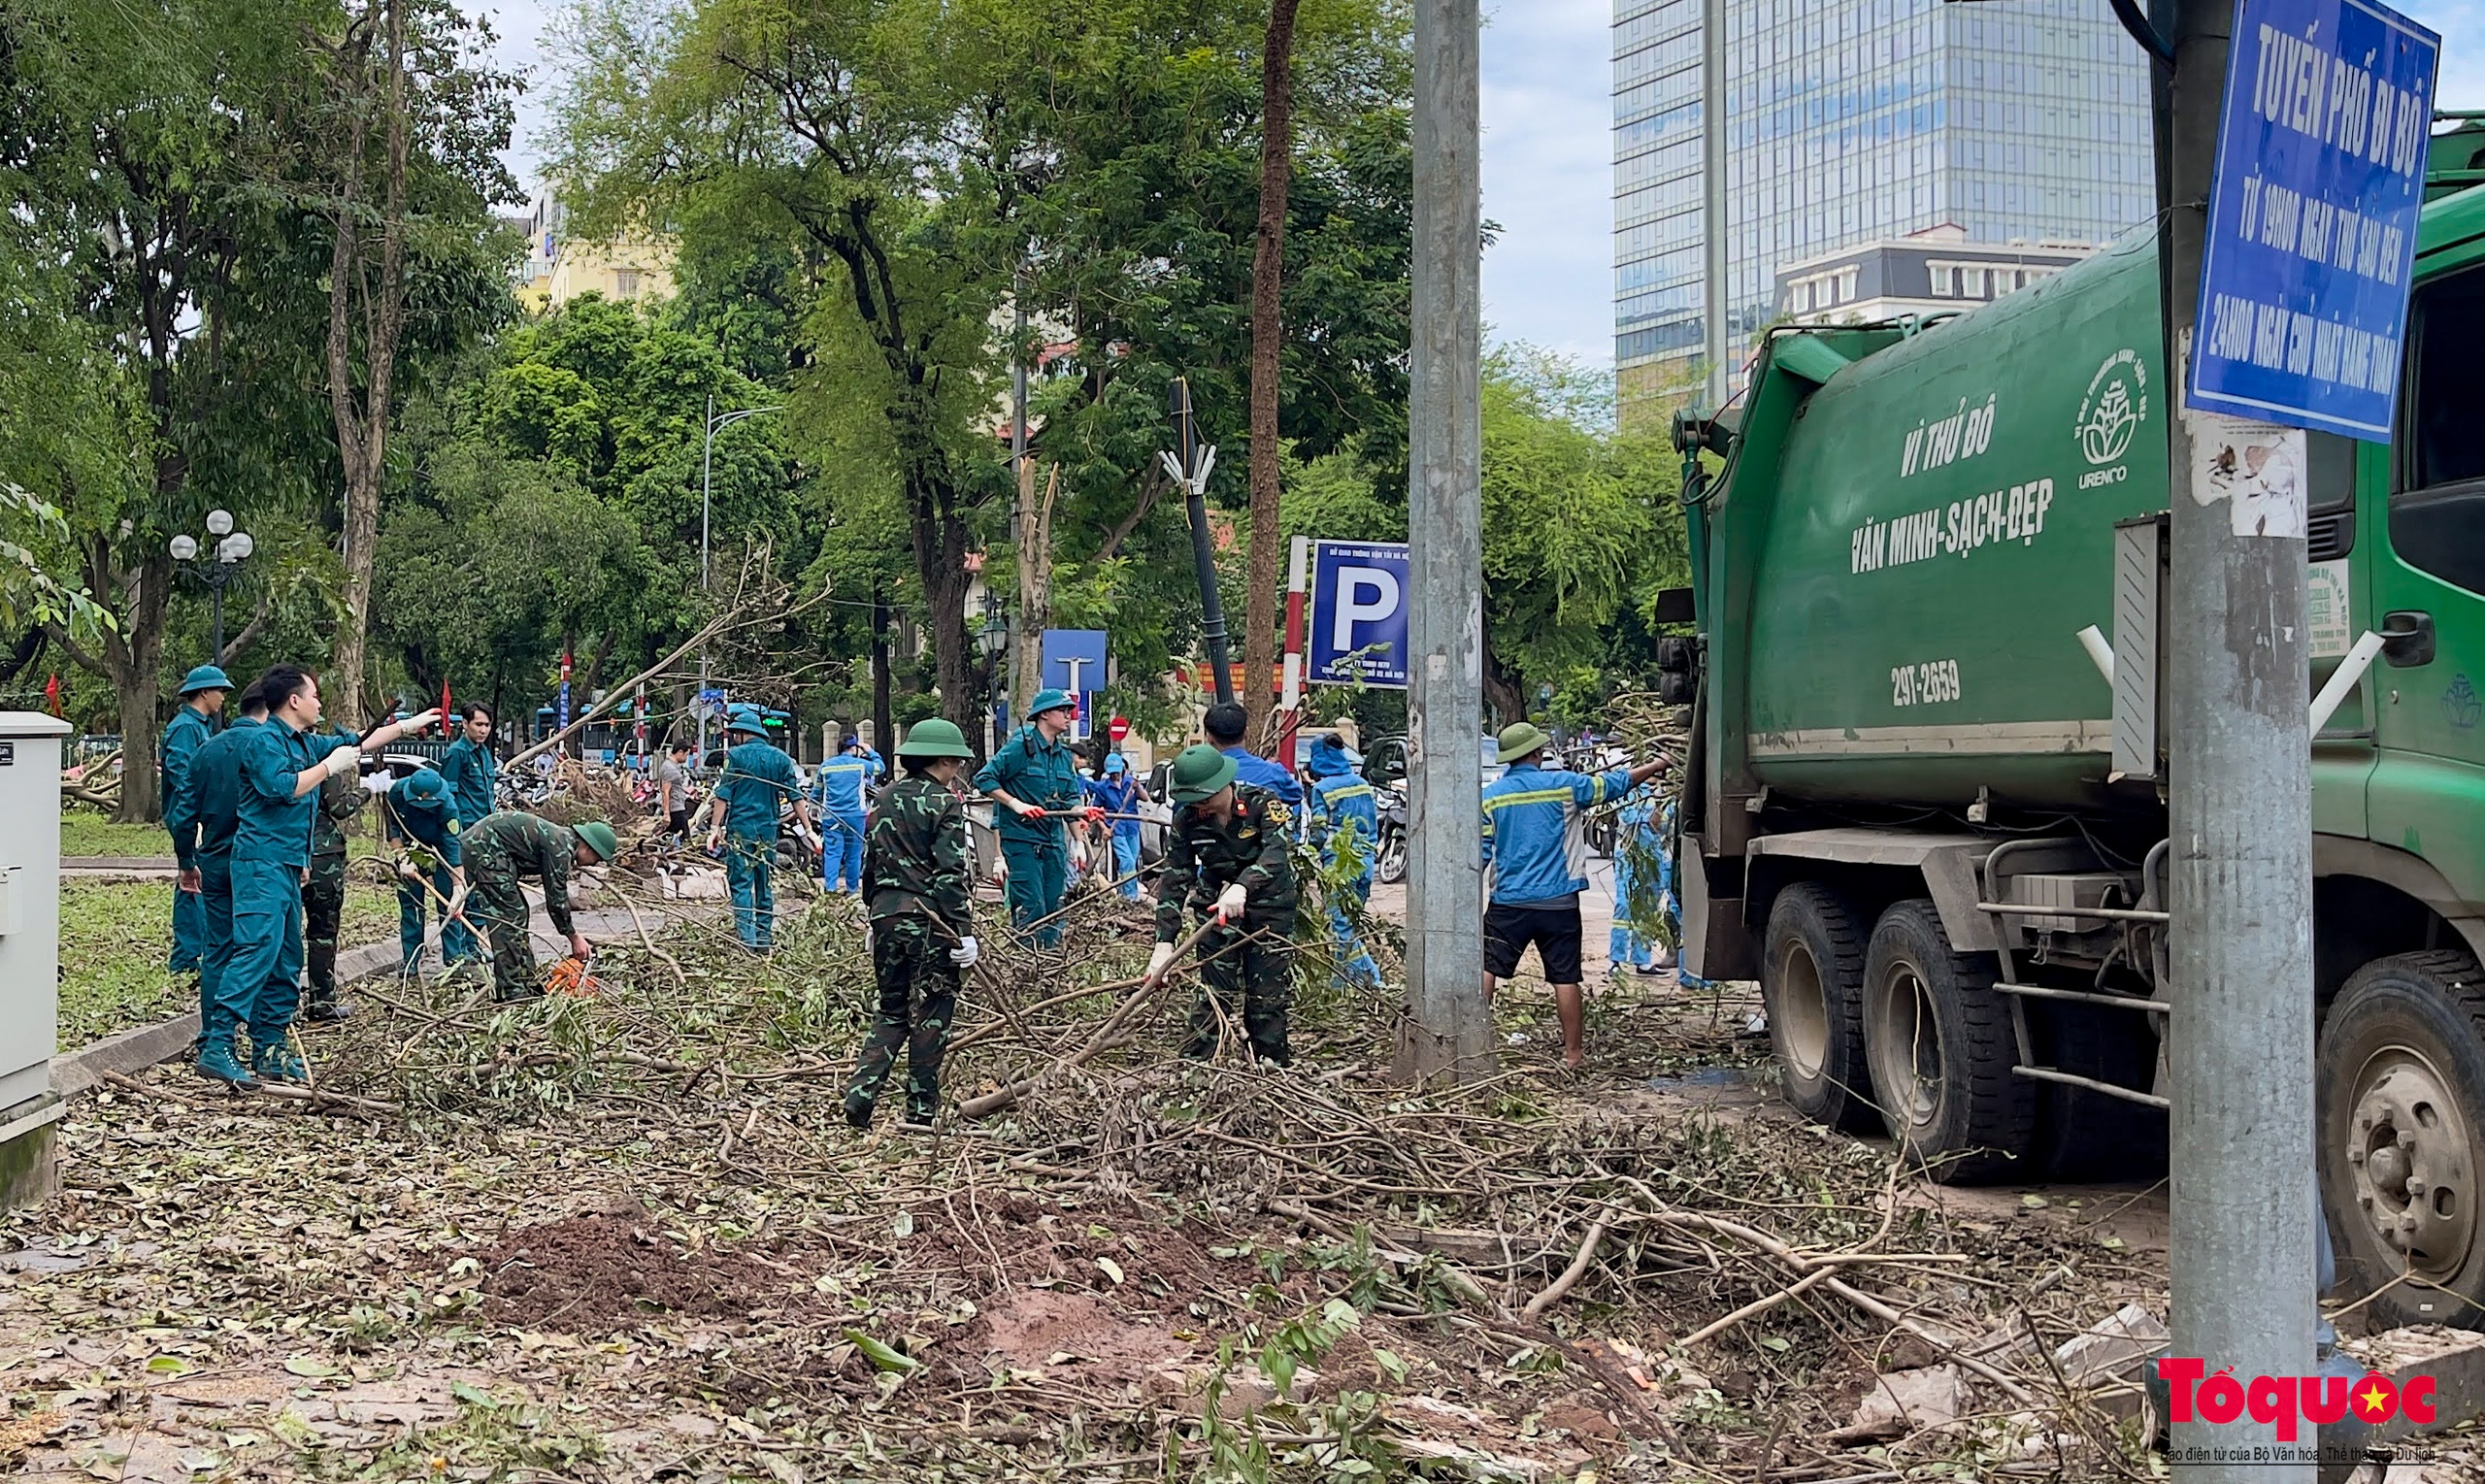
1324, 781, 1374, 801
1484, 787, 1573, 812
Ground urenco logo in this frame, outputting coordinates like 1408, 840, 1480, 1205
2158, 1358, 2437, 1440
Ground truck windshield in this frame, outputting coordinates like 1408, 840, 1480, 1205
2393, 265, 2485, 594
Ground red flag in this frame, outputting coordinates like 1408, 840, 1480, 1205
44, 673, 59, 717
441, 680, 451, 735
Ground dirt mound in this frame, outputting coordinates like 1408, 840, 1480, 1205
468, 1214, 800, 1333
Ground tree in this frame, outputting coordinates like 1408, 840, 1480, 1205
1242, 0, 1305, 745
311, 0, 519, 726
1477, 347, 1684, 724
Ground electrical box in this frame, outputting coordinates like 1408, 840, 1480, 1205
0, 712, 70, 1207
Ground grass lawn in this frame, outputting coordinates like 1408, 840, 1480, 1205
58, 808, 170, 858
57, 876, 405, 1049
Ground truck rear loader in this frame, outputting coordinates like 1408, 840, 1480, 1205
1668, 125, 2485, 1326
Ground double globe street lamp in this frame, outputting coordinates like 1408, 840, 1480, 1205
168, 510, 253, 660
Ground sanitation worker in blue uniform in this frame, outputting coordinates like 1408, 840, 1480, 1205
974, 688, 1097, 948
1081, 753, 1145, 898
162, 664, 231, 974
436, 705, 497, 963
1303, 730, 1382, 991
1479, 721, 1668, 1070
381, 768, 468, 975
216, 665, 436, 1086
814, 732, 881, 895
701, 704, 810, 951
183, 681, 267, 1070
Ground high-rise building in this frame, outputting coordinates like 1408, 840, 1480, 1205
1613, 0, 2153, 422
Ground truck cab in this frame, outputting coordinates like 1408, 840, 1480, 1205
1671, 149, 2485, 1326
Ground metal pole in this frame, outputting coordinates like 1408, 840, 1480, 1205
1172, 378, 1236, 706
1701, 0, 1728, 409
209, 576, 224, 666
2158, 2, 2315, 1477
1395, 0, 1489, 1085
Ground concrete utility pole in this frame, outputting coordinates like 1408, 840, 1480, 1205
2157, 1, 2317, 1477
1700, 0, 1728, 410
1396, 0, 1490, 1085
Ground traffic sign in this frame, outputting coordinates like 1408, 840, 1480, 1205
1308, 541, 1409, 689
2189, 0, 2437, 440
1041, 629, 1109, 698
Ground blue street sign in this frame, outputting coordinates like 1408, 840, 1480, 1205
1041, 629, 1110, 698
2190, 0, 2437, 440
1309, 541, 1409, 689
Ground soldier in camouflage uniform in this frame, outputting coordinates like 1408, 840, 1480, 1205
461, 810, 619, 1001
302, 728, 374, 1022
1149, 744, 1301, 1066
845, 719, 979, 1131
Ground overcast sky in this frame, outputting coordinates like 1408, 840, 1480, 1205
480, 0, 2485, 372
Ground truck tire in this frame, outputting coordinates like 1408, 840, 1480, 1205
1761, 883, 1876, 1133
1861, 900, 2034, 1183
2030, 1000, 2166, 1181
2316, 950, 2485, 1328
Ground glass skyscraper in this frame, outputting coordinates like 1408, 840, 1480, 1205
1614, 0, 2154, 419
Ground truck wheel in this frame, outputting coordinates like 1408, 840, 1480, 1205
2316, 951, 2485, 1327
2030, 1000, 2166, 1181
1862, 900, 2034, 1183
1761, 883, 1876, 1133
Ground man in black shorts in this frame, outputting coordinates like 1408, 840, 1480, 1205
1480, 721, 1669, 1068
656, 739, 692, 841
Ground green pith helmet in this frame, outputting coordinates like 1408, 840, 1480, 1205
1027, 687, 1076, 718
179, 664, 234, 696
1168, 743, 1240, 805
897, 718, 974, 759
1496, 720, 1551, 764
573, 820, 620, 862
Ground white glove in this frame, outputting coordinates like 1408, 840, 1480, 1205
949, 935, 980, 969
322, 745, 360, 778
397, 708, 442, 735
1146, 941, 1176, 978
446, 883, 469, 919
395, 857, 421, 882
1215, 882, 1248, 922
360, 770, 395, 795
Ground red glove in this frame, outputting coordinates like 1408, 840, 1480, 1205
1020, 806, 1048, 821
1082, 806, 1109, 823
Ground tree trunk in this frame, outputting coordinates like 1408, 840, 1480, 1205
1242, 0, 1303, 748
1481, 632, 1527, 730
1011, 461, 1056, 717
871, 588, 893, 758
323, 0, 410, 730
105, 547, 174, 823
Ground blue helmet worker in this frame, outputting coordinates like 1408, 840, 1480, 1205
814, 728, 883, 896
1304, 729, 1381, 990
1081, 749, 1147, 900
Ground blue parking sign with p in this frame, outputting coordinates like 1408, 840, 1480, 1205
1309, 541, 1409, 689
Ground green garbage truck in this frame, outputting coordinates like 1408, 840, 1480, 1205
1667, 127, 2485, 1326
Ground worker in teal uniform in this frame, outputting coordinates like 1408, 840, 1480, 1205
699, 703, 811, 951
216, 665, 436, 1087
435, 704, 497, 965
1303, 730, 1382, 990
381, 768, 467, 975
161, 664, 231, 975
974, 688, 1099, 948
814, 731, 881, 894
182, 680, 267, 1067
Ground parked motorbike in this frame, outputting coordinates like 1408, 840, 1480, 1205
1375, 782, 1408, 886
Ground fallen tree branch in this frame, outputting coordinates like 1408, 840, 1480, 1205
958, 917, 1221, 1118
1521, 1214, 1610, 1319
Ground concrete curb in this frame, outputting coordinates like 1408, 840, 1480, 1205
50, 904, 666, 1098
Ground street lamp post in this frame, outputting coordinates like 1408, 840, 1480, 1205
977, 596, 1010, 757
698, 397, 782, 756
168, 509, 254, 662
